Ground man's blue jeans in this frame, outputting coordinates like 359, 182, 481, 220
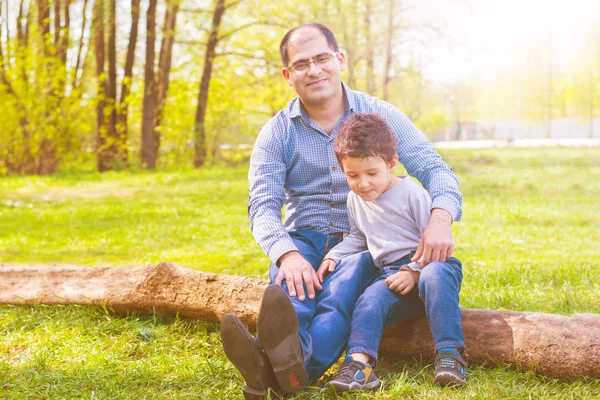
347, 254, 464, 363
267, 229, 378, 383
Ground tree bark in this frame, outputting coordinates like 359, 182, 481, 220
73, 0, 89, 91
382, 0, 395, 102
114, 0, 141, 167
140, 0, 158, 169
154, 0, 180, 152
364, 0, 375, 95
0, 263, 598, 380
93, 0, 109, 172
193, 0, 225, 168
105, 0, 118, 169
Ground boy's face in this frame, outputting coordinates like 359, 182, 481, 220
341, 156, 398, 201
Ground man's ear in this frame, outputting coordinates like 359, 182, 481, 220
337, 51, 347, 71
281, 68, 293, 86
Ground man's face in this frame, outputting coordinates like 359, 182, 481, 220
281, 29, 346, 106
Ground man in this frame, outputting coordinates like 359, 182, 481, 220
220, 23, 462, 399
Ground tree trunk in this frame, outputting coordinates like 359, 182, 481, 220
73, 0, 89, 90
0, 263, 598, 380
60, 0, 71, 67
364, 0, 375, 95
37, 0, 59, 175
0, 1, 33, 174
102, 0, 118, 170
93, 0, 109, 172
154, 0, 179, 140
140, 0, 158, 169
382, 0, 395, 101
193, 0, 225, 168
115, 0, 141, 166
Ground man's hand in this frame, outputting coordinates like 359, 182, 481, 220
275, 251, 323, 301
412, 208, 455, 266
385, 270, 419, 295
316, 258, 337, 283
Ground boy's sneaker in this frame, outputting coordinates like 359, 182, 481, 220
327, 356, 381, 393
433, 351, 468, 386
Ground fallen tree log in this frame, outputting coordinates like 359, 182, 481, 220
0, 262, 598, 380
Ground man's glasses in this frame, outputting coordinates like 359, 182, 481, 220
286, 52, 339, 75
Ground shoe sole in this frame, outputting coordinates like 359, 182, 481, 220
329, 379, 381, 393
220, 313, 275, 398
258, 285, 308, 393
433, 371, 466, 386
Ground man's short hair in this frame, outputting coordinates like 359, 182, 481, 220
279, 23, 339, 67
335, 113, 398, 166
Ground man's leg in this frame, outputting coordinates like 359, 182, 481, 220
221, 230, 325, 396
266, 230, 329, 363
304, 250, 378, 383
220, 314, 280, 400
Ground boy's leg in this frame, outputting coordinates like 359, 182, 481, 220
418, 257, 467, 385
418, 258, 464, 352
347, 268, 425, 364
304, 250, 378, 383
328, 267, 423, 393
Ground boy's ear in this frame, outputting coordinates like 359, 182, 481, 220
390, 155, 399, 172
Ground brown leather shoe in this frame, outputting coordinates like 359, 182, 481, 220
220, 313, 280, 400
257, 284, 308, 393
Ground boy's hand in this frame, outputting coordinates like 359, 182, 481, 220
276, 251, 322, 301
385, 270, 419, 295
317, 259, 337, 283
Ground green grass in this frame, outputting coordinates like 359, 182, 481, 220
1, 148, 599, 399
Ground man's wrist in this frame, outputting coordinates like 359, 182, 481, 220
277, 250, 301, 266
430, 208, 453, 225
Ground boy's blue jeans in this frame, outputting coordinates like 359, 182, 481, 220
267, 229, 378, 383
347, 254, 464, 364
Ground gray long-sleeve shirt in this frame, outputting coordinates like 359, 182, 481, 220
324, 177, 431, 269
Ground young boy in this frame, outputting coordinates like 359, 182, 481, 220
317, 113, 467, 392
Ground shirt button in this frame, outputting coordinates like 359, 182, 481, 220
329, 203, 334, 208
331, 188, 336, 194
328, 222, 333, 227
331, 166, 337, 171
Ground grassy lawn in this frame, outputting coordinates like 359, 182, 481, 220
1, 147, 599, 399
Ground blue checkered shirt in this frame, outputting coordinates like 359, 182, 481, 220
249, 83, 462, 264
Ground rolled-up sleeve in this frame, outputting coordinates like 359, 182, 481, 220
384, 105, 462, 221
248, 120, 297, 264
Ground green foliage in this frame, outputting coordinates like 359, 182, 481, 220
3, 0, 600, 176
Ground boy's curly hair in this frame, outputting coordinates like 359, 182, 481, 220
335, 113, 397, 167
